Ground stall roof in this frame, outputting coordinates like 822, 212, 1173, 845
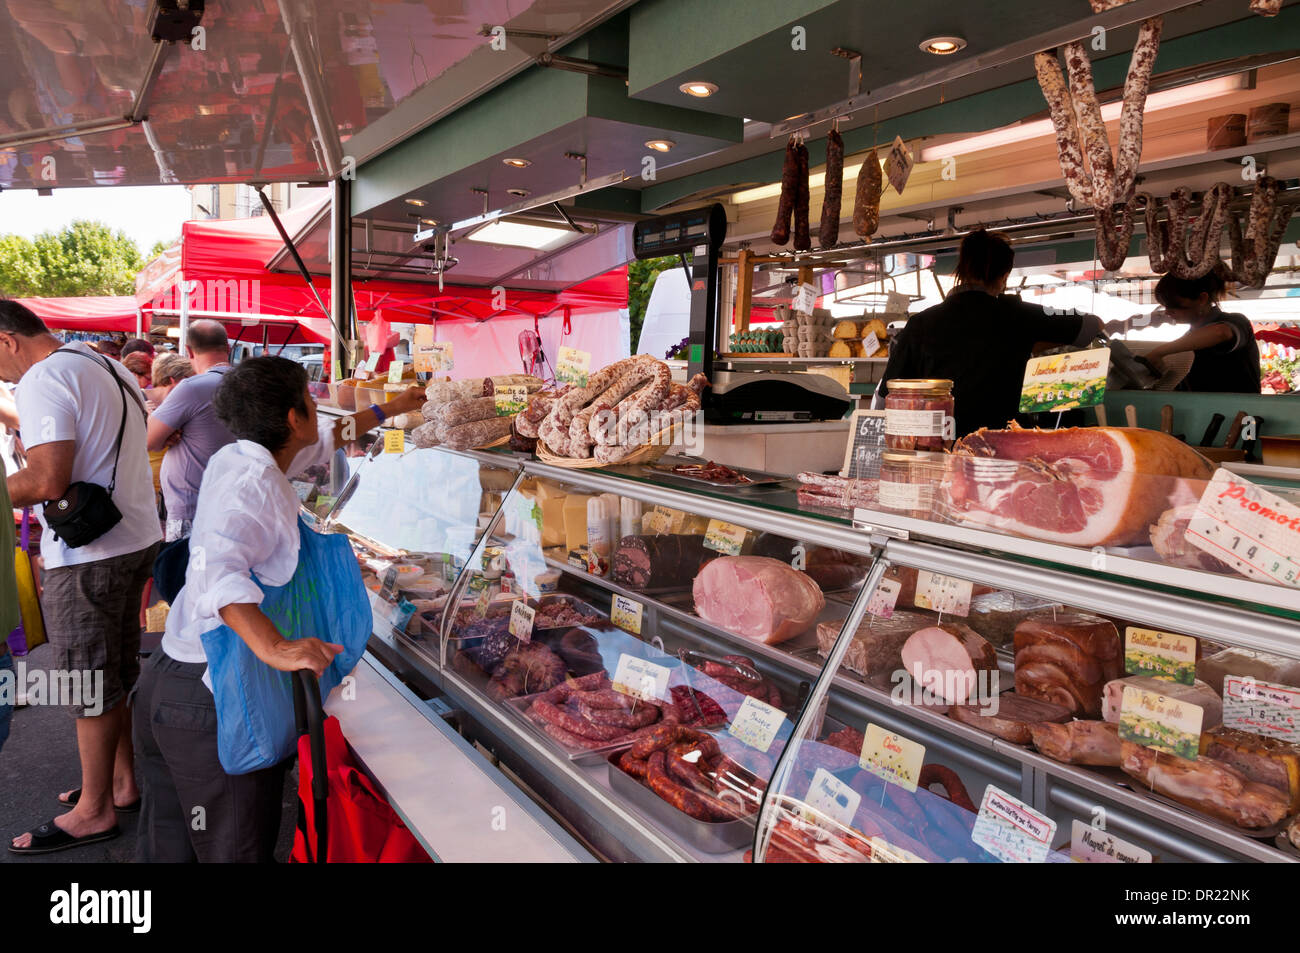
15, 295, 140, 333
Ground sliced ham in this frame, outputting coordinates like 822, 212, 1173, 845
948, 693, 1072, 744
1013, 612, 1121, 718
901, 622, 997, 705
1029, 720, 1122, 766
692, 556, 825, 644
945, 425, 1213, 547
1102, 675, 1223, 728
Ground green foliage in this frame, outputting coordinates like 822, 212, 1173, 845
0, 221, 143, 297
149, 238, 176, 259
628, 255, 686, 353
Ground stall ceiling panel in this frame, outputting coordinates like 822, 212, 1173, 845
0, 0, 634, 189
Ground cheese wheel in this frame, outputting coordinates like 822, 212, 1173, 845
833, 319, 860, 339
829, 340, 854, 358
862, 318, 887, 340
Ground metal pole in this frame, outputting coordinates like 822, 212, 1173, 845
330, 177, 354, 378
178, 281, 192, 355
135, 307, 143, 338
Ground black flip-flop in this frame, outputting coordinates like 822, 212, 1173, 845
57, 789, 141, 813
9, 819, 121, 855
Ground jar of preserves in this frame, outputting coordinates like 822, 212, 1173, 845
884, 379, 954, 451
877, 450, 944, 519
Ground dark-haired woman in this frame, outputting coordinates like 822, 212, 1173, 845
1142, 271, 1260, 394
878, 228, 1103, 437
133, 356, 424, 862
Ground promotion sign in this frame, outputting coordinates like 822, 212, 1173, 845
1185, 469, 1300, 587
1019, 347, 1109, 414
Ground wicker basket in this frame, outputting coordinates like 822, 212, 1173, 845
535, 421, 681, 468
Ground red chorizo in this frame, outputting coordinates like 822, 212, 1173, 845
917, 763, 976, 812
530, 697, 627, 741
618, 749, 649, 779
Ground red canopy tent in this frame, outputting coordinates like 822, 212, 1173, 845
15, 296, 141, 334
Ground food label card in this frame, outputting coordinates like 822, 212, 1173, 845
859, 723, 925, 792
792, 282, 819, 315
383, 430, 405, 454
1118, 685, 1203, 760
291, 480, 314, 501
642, 505, 684, 536
387, 361, 406, 384
803, 768, 861, 828
913, 571, 972, 616
727, 696, 786, 753
861, 333, 881, 358
1124, 627, 1198, 685
1185, 470, 1300, 587
840, 410, 886, 481
509, 600, 535, 643
884, 135, 914, 195
866, 578, 902, 619
556, 346, 591, 387
1223, 676, 1300, 743
703, 519, 747, 555
377, 565, 400, 603
495, 384, 528, 416
610, 594, 643, 635
1019, 348, 1110, 414
971, 785, 1056, 864
612, 653, 670, 703
1070, 820, 1152, 864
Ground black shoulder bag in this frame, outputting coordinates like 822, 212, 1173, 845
43, 349, 147, 548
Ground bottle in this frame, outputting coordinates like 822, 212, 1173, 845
620, 496, 643, 540
587, 497, 614, 577
600, 493, 621, 547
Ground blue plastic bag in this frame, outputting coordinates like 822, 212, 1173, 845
201, 517, 371, 775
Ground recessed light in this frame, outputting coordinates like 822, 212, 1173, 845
420, 218, 439, 226
920, 36, 966, 55
645, 139, 676, 152
404, 197, 427, 206
506, 188, 530, 198
502, 157, 531, 168
679, 81, 718, 98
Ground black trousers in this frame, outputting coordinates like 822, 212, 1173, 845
132, 650, 288, 863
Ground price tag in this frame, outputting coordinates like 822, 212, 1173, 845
494, 384, 528, 416
641, 505, 683, 535
861, 332, 881, 358
803, 767, 861, 828
517, 498, 542, 540
703, 519, 747, 555
971, 785, 1057, 864
727, 695, 786, 753
1186, 469, 1300, 587
1118, 685, 1203, 760
1124, 627, 1197, 685
792, 282, 818, 315
509, 600, 536, 643
315, 495, 336, 514
869, 837, 927, 863
1223, 676, 1300, 743
883, 135, 915, 196
839, 410, 886, 480
1019, 347, 1110, 414
865, 578, 902, 619
858, 723, 925, 792
363, 353, 381, 373
387, 360, 406, 384
612, 653, 670, 703
556, 346, 591, 387
383, 429, 405, 454
290, 480, 314, 502
883, 290, 911, 317
1070, 820, 1152, 864
411, 325, 436, 372
378, 565, 400, 602
913, 570, 972, 616
473, 585, 493, 619
431, 341, 454, 372
610, 594, 643, 634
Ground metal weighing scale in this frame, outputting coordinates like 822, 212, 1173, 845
633, 205, 851, 425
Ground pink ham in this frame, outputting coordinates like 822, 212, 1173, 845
692, 556, 824, 644
944, 425, 1213, 547
901, 622, 997, 705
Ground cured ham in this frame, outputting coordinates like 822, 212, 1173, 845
1029, 720, 1122, 766
693, 556, 825, 645
1013, 612, 1122, 718
901, 622, 997, 705
1120, 741, 1290, 829
944, 425, 1214, 547
948, 693, 1072, 744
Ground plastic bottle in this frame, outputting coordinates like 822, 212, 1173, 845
599, 493, 621, 546
587, 497, 614, 576
619, 497, 643, 541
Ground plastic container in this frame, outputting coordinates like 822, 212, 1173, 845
620, 497, 644, 540
877, 450, 943, 519
587, 497, 615, 576
535, 569, 562, 594
884, 379, 954, 451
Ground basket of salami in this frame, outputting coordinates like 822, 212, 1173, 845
520, 355, 709, 468
410, 375, 543, 451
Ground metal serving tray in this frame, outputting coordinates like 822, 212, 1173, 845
503, 690, 641, 766
606, 750, 756, 854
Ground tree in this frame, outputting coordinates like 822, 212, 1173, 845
0, 221, 143, 297
149, 238, 177, 259
628, 254, 686, 354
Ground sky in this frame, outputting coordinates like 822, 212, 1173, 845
0, 185, 192, 254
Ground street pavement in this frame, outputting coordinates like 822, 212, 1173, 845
0, 641, 298, 864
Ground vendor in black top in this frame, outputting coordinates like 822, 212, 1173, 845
1136, 271, 1260, 394
878, 229, 1102, 438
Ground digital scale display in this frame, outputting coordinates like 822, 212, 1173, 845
633, 207, 720, 259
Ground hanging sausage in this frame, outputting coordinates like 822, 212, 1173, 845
770, 138, 798, 246
819, 127, 844, 249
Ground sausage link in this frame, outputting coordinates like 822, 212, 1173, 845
576, 699, 659, 729
1113, 17, 1162, 206
852, 149, 882, 238
629, 723, 710, 760
819, 127, 844, 249
793, 140, 812, 251
917, 763, 976, 812
573, 354, 661, 451
770, 140, 797, 246
1064, 41, 1114, 208
618, 750, 649, 779
1034, 50, 1093, 206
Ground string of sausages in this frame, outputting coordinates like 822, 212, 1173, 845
1090, 0, 1281, 16
773, 125, 880, 251
1227, 176, 1296, 289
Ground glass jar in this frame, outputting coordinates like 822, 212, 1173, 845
877, 450, 944, 519
884, 379, 954, 451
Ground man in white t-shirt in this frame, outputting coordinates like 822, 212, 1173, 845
0, 301, 162, 856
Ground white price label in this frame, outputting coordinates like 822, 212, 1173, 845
387, 360, 406, 384
883, 290, 911, 316
1069, 820, 1152, 864
884, 408, 946, 438
509, 600, 535, 643
1186, 469, 1300, 587
610, 594, 643, 634
913, 570, 972, 616
1223, 676, 1300, 743
291, 480, 314, 501
861, 332, 881, 358
792, 282, 818, 314
803, 768, 861, 829
866, 578, 902, 619
727, 695, 786, 753
612, 653, 670, 703
971, 785, 1056, 864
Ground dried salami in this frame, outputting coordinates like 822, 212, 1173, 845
853, 148, 882, 238
819, 127, 844, 248
1113, 17, 1163, 206
1064, 41, 1114, 209
1034, 50, 1092, 206
440, 415, 512, 450
793, 139, 812, 251
771, 139, 797, 246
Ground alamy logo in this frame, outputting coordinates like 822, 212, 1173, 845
49, 883, 151, 933
0, 662, 104, 716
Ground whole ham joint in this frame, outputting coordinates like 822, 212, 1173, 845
945, 425, 1214, 547
901, 622, 997, 705
693, 556, 825, 645
1013, 612, 1121, 718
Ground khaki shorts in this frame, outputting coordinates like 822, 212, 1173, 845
40, 543, 159, 717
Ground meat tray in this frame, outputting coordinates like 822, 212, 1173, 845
532, 594, 609, 631
503, 691, 640, 766
642, 463, 787, 489
606, 751, 756, 854
1115, 775, 1293, 841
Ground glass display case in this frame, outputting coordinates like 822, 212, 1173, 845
325, 440, 1300, 863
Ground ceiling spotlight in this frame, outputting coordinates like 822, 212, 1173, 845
404, 197, 427, 206
645, 139, 676, 152
679, 81, 718, 98
420, 218, 439, 226
506, 188, 530, 198
920, 35, 967, 55
502, 157, 531, 168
